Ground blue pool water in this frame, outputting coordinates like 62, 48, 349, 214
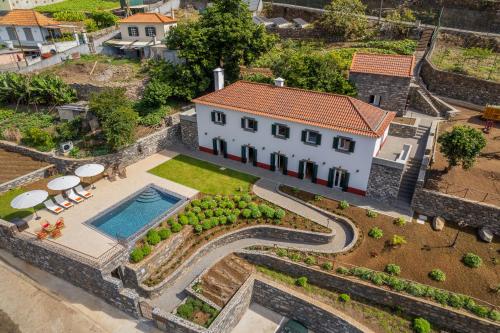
90, 187, 181, 239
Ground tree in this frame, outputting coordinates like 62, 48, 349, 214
102, 105, 138, 151
438, 125, 486, 170
317, 0, 368, 39
88, 88, 128, 122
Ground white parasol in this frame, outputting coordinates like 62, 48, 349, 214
75, 163, 104, 189
47, 175, 80, 191
10, 190, 48, 220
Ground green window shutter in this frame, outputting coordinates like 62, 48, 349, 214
212, 138, 218, 155
252, 148, 258, 166
211, 111, 216, 122
241, 118, 245, 129
222, 140, 228, 158
312, 164, 318, 183
327, 168, 334, 187
349, 140, 356, 153
241, 146, 247, 163
301, 130, 307, 142
341, 172, 350, 191
333, 137, 339, 149
316, 133, 322, 145
298, 160, 305, 179
254, 120, 258, 131
221, 113, 226, 125
270, 153, 276, 171
271, 124, 277, 136
282, 156, 288, 175
285, 127, 290, 139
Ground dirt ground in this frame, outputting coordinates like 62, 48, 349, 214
0, 148, 49, 184
393, 117, 416, 125
281, 186, 500, 305
426, 105, 500, 205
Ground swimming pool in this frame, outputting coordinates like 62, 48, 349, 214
88, 185, 185, 240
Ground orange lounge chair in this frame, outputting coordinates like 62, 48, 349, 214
55, 194, 73, 208
65, 189, 84, 203
44, 199, 63, 214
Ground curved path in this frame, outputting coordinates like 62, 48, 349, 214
151, 179, 357, 312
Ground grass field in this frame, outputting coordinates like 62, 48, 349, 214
35, 0, 119, 13
148, 155, 259, 195
0, 188, 38, 221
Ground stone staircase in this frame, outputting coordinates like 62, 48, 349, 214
397, 157, 423, 203
416, 28, 434, 52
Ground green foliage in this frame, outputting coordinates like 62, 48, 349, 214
130, 248, 144, 263
390, 234, 407, 246
171, 222, 183, 233
179, 215, 189, 225
429, 269, 446, 282
35, 0, 118, 13
158, 228, 172, 240
394, 216, 407, 226
276, 248, 288, 257
368, 227, 383, 239
0, 108, 53, 140
462, 252, 482, 268
438, 125, 487, 170
102, 105, 137, 151
146, 230, 161, 245
304, 256, 316, 265
322, 262, 333, 270
84, 18, 98, 32
250, 208, 262, 219
241, 208, 252, 218
274, 208, 285, 220
88, 87, 127, 122
295, 276, 308, 287
141, 244, 151, 256
463, 47, 493, 65
489, 310, 500, 321
176, 297, 219, 327
22, 127, 55, 151
366, 209, 378, 218
289, 252, 302, 262
89, 10, 117, 29
406, 282, 427, 297
353, 40, 417, 55
194, 224, 203, 234
336, 266, 349, 274
56, 117, 82, 142
242, 73, 274, 84
142, 79, 173, 107
338, 200, 349, 210
385, 264, 401, 276
317, 0, 368, 39
53, 11, 86, 22
338, 293, 350, 302
137, 105, 171, 127
412, 318, 431, 333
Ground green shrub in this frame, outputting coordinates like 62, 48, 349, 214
158, 228, 172, 240
130, 248, 144, 262
232, 208, 241, 216
53, 11, 86, 22
350, 267, 373, 280
84, 18, 98, 32
338, 293, 350, 302
141, 244, 151, 257
390, 234, 407, 246
205, 209, 214, 218
233, 195, 241, 202
89, 10, 118, 29
385, 263, 401, 276
171, 223, 183, 233
368, 227, 383, 239
214, 208, 224, 217
192, 199, 201, 207
197, 212, 206, 220
276, 248, 288, 257
22, 127, 55, 151
371, 272, 385, 286
210, 217, 219, 227
336, 266, 349, 275
241, 209, 252, 218
432, 289, 449, 304
219, 216, 227, 224
488, 310, 500, 321
274, 208, 285, 219
394, 217, 407, 226
179, 215, 189, 225
366, 209, 378, 218
295, 276, 308, 287
406, 283, 427, 297
412, 317, 431, 333
386, 276, 407, 291
304, 256, 316, 265
101, 105, 138, 151
462, 252, 482, 268
289, 253, 301, 262
192, 206, 202, 213
202, 220, 212, 230
242, 194, 252, 202
176, 302, 194, 319
146, 230, 161, 245
447, 293, 467, 308
188, 215, 199, 225
429, 269, 446, 282
251, 208, 262, 219
471, 305, 489, 318
338, 200, 349, 210
227, 214, 237, 224
247, 202, 258, 210
322, 262, 333, 271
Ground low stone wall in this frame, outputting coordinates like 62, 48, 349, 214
0, 164, 55, 193
239, 251, 500, 333
388, 121, 418, 138
266, 26, 344, 42
412, 188, 500, 235
0, 123, 180, 174
180, 110, 199, 149
408, 85, 439, 116
437, 30, 500, 52
366, 158, 405, 204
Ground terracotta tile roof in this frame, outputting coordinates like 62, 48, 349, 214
119, 13, 177, 24
193, 81, 395, 138
0, 10, 59, 27
350, 53, 415, 78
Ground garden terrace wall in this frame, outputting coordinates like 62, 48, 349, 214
0, 164, 55, 194
366, 158, 405, 204
388, 121, 419, 138
0, 122, 180, 174
0, 219, 140, 316
180, 109, 199, 149
237, 251, 500, 333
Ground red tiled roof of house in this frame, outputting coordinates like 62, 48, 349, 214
119, 13, 177, 24
193, 81, 395, 138
0, 10, 59, 27
350, 53, 415, 77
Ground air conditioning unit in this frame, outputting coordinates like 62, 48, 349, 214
60, 141, 74, 154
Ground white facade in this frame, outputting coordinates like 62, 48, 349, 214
195, 103, 388, 193
0, 25, 46, 45
119, 22, 177, 42
0, 0, 64, 11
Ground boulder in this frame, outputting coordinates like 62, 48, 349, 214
432, 216, 445, 231
478, 227, 493, 243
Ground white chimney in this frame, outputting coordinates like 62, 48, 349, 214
274, 77, 285, 87
214, 67, 224, 91
171, 9, 175, 19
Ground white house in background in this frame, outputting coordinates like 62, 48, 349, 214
245, 0, 263, 16
105, 12, 177, 59
193, 70, 396, 195
0, 0, 64, 11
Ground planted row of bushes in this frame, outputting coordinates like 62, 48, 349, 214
176, 296, 219, 328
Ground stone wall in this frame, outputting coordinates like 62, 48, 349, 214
0, 219, 140, 316
349, 72, 411, 115
412, 187, 500, 235
420, 58, 500, 106
366, 159, 405, 203
388, 121, 418, 138
437, 30, 500, 52
239, 251, 500, 333
266, 26, 344, 42
0, 122, 180, 174
408, 85, 440, 116
0, 164, 55, 194
180, 110, 199, 149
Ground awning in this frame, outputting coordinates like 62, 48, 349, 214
104, 39, 158, 50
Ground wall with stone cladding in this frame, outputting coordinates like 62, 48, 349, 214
153, 308, 206, 333
0, 164, 55, 193
366, 159, 404, 203
266, 26, 344, 42
238, 251, 500, 333
420, 58, 500, 106
180, 114, 199, 149
388, 121, 418, 138
408, 85, 440, 116
0, 219, 140, 316
0, 122, 180, 174
412, 187, 500, 235
349, 72, 411, 115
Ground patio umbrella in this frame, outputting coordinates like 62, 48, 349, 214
47, 175, 80, 191
10, 190, 48, 220
74, 163, 104, 189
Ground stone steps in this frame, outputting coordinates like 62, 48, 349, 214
397, 158, 423, 202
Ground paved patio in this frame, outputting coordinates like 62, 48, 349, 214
22, 152, 198, 259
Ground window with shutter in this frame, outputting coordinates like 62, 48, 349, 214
212, 111, 225, 125
334, 136, 355, 153
273, 123, 290, 139
303, 130, 321, 146
145, 26, 156, 37
242, 117, 258, 132
128, 26, 139, 37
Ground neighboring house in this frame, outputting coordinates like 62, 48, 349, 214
349, 53, 414, 115
193, 70, 396, 195
0, 9, 67, 56
0, 0, 64, 11
245, 0, 263, 16
104, 12, 177, 58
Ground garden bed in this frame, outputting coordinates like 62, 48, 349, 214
35, 0, 119, 14
280, 185, 500, 305
174, 296, 219, 328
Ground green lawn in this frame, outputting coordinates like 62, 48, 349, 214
0, 188, 40, 221
35, 0, 119, 13
148, 155, 259, 195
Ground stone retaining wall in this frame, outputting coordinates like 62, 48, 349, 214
366, 158, 405, 204
0, 164, 55, 194
0, 122, 180, 174
389, 121, 418, 138
238, 251, 500, 333
180, 110, 199, 149
408, 85, 440, 116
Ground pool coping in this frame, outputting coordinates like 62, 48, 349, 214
83, 183, 189, 246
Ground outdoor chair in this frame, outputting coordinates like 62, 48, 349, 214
75, 185, 93, 198
43, 199, 63, 214
55, 194, 73, 209
55, 217, 65, 229
65, 189, 84, 203
40, 220, 54, 233
51, 228, 62, 239
36, 230, 48, 240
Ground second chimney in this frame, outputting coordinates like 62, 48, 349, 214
214, 67, 224, 91
274, 77, 285, 87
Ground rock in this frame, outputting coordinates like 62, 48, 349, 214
478, 227, 493, 243
432, 216, 445, 231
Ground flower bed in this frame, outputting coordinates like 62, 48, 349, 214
175, 296, 219, 328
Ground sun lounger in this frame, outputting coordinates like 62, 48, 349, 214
74, 185, 93, 198
55, 194, 73, 208
65, 189, 84, 203
44, 199, 63, 214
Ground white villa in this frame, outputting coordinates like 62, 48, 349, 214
193, 69, 396, 195
0, 0, 64, 10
